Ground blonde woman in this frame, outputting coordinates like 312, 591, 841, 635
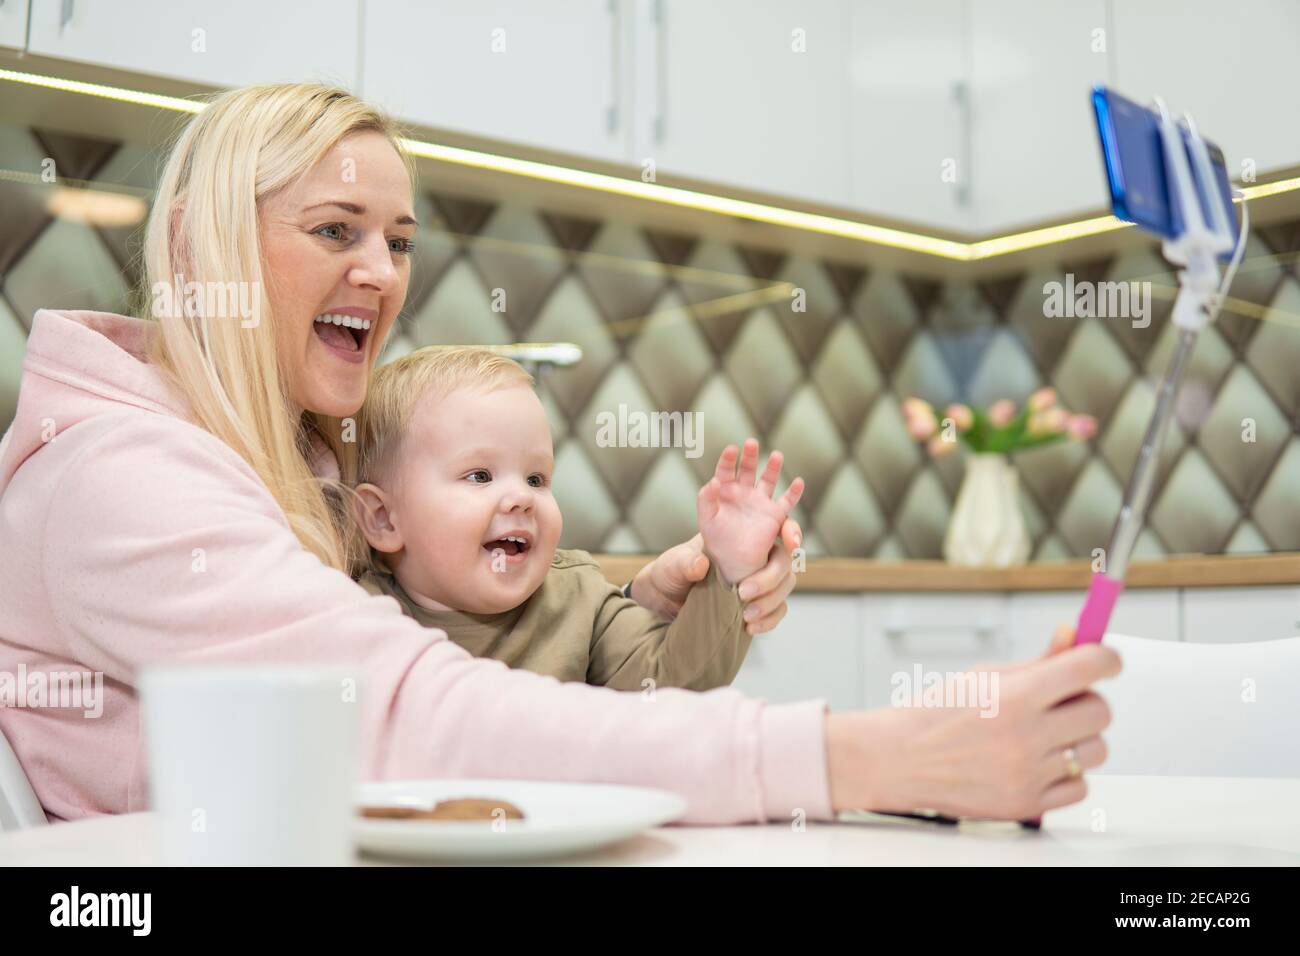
0, 84, 1119, 825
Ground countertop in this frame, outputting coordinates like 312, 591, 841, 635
3, 776, 1297, 866
595, 552, 1300, 592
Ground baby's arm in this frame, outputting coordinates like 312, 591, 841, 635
697, 439, 805, 586
586, 561, 751, 692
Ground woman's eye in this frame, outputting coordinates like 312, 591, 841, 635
389, 237, 415, 255
466, 469, 491, 484
315, 223, 348, 242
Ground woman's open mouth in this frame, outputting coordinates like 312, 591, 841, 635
313, 313, 372, 364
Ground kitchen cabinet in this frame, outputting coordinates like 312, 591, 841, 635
860, 593, 1008, 709
732, 583, 1294, 709
631, 0, 851, 208
1181, 586, 1300, 645
731, 593, 862, 710
362, 0, 630, 165
968, 0, 1111, 233
0, 0, 29, 51
1007, 589, 1180, 661
25, 0, 360, 89
846, 0, 971, 233
1113, 0, 1300, 188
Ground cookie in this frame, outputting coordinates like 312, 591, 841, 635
360, 797, 525, 821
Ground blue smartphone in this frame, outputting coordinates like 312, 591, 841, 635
1092, 85, 1239, 256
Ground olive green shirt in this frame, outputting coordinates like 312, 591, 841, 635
359, 548, 751, 691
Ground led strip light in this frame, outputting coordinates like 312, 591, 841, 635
2, 65, 1294, 262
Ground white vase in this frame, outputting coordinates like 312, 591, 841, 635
943, 453, 1031, 568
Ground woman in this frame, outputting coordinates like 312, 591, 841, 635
0, 84, 1119, 825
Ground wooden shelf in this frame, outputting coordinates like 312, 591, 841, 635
594, 552, 1300, 592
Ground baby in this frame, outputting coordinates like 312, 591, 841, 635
351, 345, 804, 692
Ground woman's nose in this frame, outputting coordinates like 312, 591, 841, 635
347, 234, 400, 294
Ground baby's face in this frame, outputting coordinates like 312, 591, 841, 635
384, 383, 561, 614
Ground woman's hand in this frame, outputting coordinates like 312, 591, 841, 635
824, 630, 1121, 821
629, 518, 803, 635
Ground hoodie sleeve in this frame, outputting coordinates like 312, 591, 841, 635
41, 413, 833, 825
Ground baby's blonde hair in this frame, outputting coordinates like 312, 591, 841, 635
353, 346, 535, 576
359, 345, 536, 487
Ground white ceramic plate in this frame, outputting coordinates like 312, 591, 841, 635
354, 779, 687, 862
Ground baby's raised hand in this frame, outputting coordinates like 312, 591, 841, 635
697, 439, 805, 586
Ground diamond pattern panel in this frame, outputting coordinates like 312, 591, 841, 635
1, 118, 1297, 560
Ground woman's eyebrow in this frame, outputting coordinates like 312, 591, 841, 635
302, 200, 418, 226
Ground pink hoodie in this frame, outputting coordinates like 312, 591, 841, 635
0, 309, 833, 825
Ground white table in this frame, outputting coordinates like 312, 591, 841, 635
2, 776, 1297, 866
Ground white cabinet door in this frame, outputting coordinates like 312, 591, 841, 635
730, 594, 861, 711
0, 0, 29, 50
969, 0, 1111, 233
1008, 589, 1181, 661
635, 0, 850, 208
847, 0, 971, 233
1182, 587, 1300, 644
1113, 0, 1300, 183
861, 594, 1009, 710
363, 0, 629, 164
26, 0, 359, 90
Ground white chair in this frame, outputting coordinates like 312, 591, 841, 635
0, 720, 47, 830
1097, 634, 1300, 778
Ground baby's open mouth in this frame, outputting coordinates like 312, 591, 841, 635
484, 534, 531, 557
313, 313, 372, 354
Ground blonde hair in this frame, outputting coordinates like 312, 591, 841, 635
140, 82, 413, 573
353, 347, 534, 577
359, 346, 535, 487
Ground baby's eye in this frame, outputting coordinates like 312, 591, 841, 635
465, 469, 491, 484
527, 474, 548, 488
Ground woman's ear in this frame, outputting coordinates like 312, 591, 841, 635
353, 482, 403, 554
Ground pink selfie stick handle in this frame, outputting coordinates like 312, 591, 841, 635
1021, 573, 1126, 829
1074, 572, 1124, 645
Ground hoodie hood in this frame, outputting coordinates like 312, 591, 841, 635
0, 310, 191, 498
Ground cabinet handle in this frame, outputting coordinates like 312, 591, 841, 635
653, 0, 668, 143
606, 0, 621, 134
60, 0, 74, 31
951, 80, 971, 207
884, 625, 994, 640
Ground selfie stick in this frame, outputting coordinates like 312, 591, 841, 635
1073, 98, 1244, 645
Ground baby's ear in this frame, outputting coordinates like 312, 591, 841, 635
353, 482, 402, 554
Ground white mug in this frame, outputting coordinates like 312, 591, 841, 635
139, 666, 360, 866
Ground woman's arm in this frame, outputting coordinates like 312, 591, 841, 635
824, 627, 1121, 820
40, 413, 831, 825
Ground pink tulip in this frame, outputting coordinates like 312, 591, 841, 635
907, 410, 938, 440
988, 399, 1016, 427
927, 434, 956, 457
1026, 408, 1067, 436
945, 403, 973, 431
1067, 414, 1097, 440
902, 398, 931, 424
1044, 407, 1069, 432
1028, 387, 1058, 412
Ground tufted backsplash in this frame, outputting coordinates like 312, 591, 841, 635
2, 123, 1298, 560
